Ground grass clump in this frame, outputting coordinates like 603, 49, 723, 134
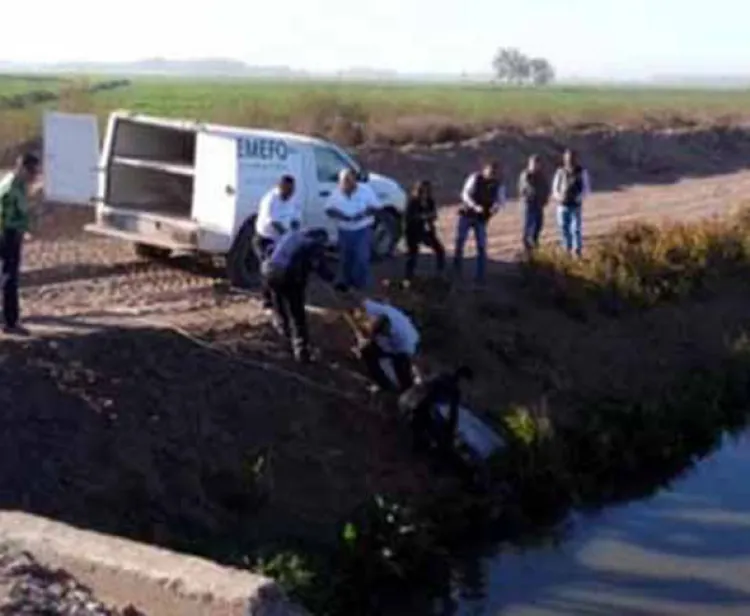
523, 204, 750, 313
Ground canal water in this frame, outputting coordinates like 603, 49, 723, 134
456, 431, 750, 616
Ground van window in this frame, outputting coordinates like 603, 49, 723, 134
314, 146, 352, 183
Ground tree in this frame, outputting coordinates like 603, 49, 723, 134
492, 48, 555, 87
529, 57, 555, 86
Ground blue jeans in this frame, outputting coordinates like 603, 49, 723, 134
557, 204, 582, 256
337, 226, 372, 290
522, 203, 544, 250
453, 215, 488, 282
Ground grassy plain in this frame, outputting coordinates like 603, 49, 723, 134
2, 75, 750, 147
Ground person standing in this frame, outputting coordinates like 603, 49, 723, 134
253, 175, 300, 306
260, 228, 335, 363
325, 169, 378, 292
552, 149, 591, 257
1, 153, 40, 335
454, 161, 507, 284
403, 179, 445, 285
518, 154, 551, 252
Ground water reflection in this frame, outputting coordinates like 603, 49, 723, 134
456, 432, 750, 615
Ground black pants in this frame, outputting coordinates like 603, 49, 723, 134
360, 341, 414, 392
1, 229, 22, 328
404, 225, 445, 280
267, 275, 308, 352
253, 236, 275, 305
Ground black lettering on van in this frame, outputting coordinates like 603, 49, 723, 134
237, 138, 289, 161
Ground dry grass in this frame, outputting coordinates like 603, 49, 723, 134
2, 77, 750, 151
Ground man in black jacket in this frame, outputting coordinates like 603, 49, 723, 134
454, 162, 506, 284
398, 366, 475, 453
261, 228, 335, 363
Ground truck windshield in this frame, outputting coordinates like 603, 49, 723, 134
331, 145, 366, 178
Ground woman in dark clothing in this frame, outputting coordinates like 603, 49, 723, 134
403, 180, 446, 283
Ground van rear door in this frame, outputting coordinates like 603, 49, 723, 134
43, 112, 100, 205
192, 130, 238, 252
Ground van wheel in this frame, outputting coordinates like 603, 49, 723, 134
226, 218, 259, 289
133, 243, 171, 260
371, 208, 402, 262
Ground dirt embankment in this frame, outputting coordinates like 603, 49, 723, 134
2, 124, 750, 612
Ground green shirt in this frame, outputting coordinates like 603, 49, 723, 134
0, 173, 30, 233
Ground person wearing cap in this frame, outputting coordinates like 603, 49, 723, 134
260, 227, 335, 363
253, 175, 301, 306
325, 169, 379, 291
1, 153, 41, 335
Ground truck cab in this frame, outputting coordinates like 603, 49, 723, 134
43, 110, 407, 287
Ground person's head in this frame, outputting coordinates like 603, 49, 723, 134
454, 365, 475, 382
481, 161, 499, 180
278, 174, 295, 200
411, 179, 433, 201
338, 168, 357, 195
15, 153, 40, 183
527, 154, 541, 173
563, 149, 578, 169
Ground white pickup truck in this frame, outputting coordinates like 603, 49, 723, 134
42, 110, 407, 287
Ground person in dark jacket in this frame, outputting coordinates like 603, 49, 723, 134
403, 180, 445, 284
518, 154, 551, 252
261, 227, 335, 363
1, 153, 41, 335
398, 366, 475, 453
454, 161, 507, 284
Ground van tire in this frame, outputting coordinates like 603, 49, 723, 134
371, 208, 402, 262
226, 218, 259, 289
133, 243, 171, 261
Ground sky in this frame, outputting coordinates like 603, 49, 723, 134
2, 0, 749, 78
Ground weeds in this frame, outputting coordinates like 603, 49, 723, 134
522, 205, 750, 313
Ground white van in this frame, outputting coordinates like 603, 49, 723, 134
42, 110, 407, 287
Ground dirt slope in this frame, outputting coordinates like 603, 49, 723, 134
1, 128, 750, 612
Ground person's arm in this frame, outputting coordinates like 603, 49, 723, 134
325, 195, 353, 222
424, 198, 438, 222
581, 169, 592, 199
361, 184, 380, 217
460, 174, 482, 213
445, 383, 460, 445
551, 169, 563, 202
312, 245, 336, 283
518, 172, 530, 200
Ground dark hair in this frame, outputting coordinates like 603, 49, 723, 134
279, 174, 295, 185
455, 365, 474, 381
410, 179, 432, 199
20, 153, 40, 172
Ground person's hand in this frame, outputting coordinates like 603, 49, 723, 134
24, 232, 33, 242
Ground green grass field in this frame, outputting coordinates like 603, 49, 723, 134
0, 75, 66, 97
2, 75, 750, 146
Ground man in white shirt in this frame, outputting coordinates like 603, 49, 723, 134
345, 291, 420, 393
325, 168, 379, 291
454, 161, 507, 284
253, 175, 300, 306
551, 149, 591, 257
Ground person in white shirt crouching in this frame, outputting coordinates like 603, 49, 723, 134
254, 174, 301, 307
325, 168, 379, 291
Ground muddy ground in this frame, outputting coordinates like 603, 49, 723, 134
2, 126, 750, 612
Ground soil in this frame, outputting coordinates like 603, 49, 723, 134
0, 546, 143, 615
2, 126, 750, 613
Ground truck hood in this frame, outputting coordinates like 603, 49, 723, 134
367, 172, 407, 211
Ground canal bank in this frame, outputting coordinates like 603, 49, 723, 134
456, 431, 750, 616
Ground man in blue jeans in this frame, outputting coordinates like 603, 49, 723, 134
552, 149, 591, 257
325, 169, 378, 291
454, 161, 506, 284
518, 154, 551, 253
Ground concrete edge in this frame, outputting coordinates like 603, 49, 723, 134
0, 511, 310, 616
